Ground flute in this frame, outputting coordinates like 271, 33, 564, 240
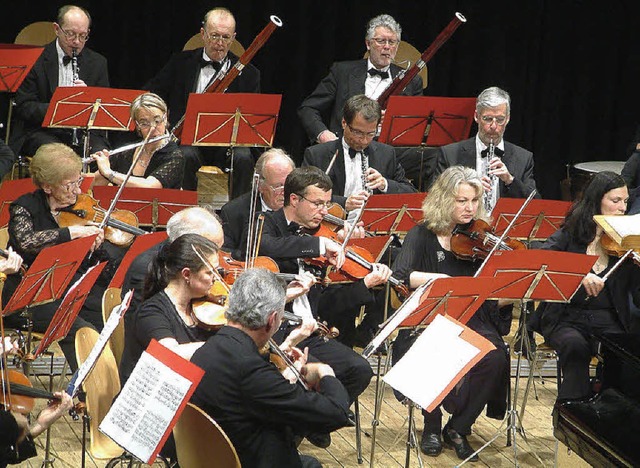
81, 134, 171, 163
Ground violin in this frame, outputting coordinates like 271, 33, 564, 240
451, 219, 527, 261
305, 224, 409, 299
217, 251, 280, 285
266, 338, 309, 390
1, 369, 58, 414
190, 277, 231, 331
57, 193, 146, 247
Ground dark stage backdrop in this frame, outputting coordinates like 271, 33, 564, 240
3, 1, 640, 199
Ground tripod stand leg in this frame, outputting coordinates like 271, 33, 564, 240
354, 398, 363, 464
368, 345, 393, 467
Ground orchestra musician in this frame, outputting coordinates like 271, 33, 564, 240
258, 166, 393, 446
10, 5, 109, 158
191, 268, 350, 468
220, 148, 296, 259
303, 95, 416, 214
432, 86, 538, 213
392, 166, 512, 461
144, 7, 260, 195
298, 14, 423, 145
529, 171, 640, 402
0, 141, 17, 181
1, 143, 121, 372
91, 93, 185, 189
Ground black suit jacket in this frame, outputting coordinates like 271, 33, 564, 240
303, 139, 417, 207
298, 59, 423, 142
220, 191, 254, 258
12, 41, 109, 153
144, 49, 260, 124
191, 326, 350, 468
433, 137, 538, 198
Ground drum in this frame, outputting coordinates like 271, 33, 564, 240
569, 161, 625, 200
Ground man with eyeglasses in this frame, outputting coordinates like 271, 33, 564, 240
220, 148, 295, 259
303, 95, 416, 214
298, 14, 423, 145
258, 166, 393, 447
433, 86, 538, 211
12, 5, 110, 158
144, 7, 260, 196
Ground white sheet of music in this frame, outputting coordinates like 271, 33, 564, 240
99, 350, 193, 462
601, 213, 640, 237
384, 315, 480, 410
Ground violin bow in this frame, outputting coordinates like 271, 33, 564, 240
325, 149, 339, 175
191, 245, 230, 294
340, 195, 369, 250
244, 172, 262, 268
474, 189, 537, 277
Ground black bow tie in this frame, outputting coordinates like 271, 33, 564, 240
200, 58, 222, 71
480, 147, 505, 158
347, 147, 369, 159
62, 54, 80, 66
368, 68, 389, 79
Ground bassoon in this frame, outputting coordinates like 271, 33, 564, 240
172, 15, 283, 140
377, 12, 466, 109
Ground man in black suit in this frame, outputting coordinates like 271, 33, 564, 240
220, 148, 295, 259
145, 7, 260, 195
298, 14, 423, 145
191, 268, 350, 468
12, 5, 110, 157
433, 86, 538, 212
303, 95, 416, 214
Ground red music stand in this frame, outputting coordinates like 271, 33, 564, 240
491, 198, 572, 242
0, 44, 44, 142
379, 95, 476, 147
1, 236, 96, 316
32, 262, 106, 358
360, 193, 425, 235
108, 231, 167, 289
0, 178, 36, 228
92, 186, 197, 230
181, 93, 281, 195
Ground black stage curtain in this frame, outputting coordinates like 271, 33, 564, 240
3, 0, 640, 199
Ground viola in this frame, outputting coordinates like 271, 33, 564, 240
600, 232, 640, 267
57, 193, 146, 247
451, 219, 527, 261
190, 278, 231, 331
305, 224, 409, 299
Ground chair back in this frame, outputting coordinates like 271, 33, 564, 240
364, 40, 428, 89
182, 32, 246, 58
101, 287, 124, 368
173, 402, 241, 468
15, 21, 56, 46
74, 327, 123, 460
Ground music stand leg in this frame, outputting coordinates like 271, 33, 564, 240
5, 97, 14, 144
368, 344, 393, 468
404, 401, 424, 468
354, 398, 363, 464
81, 412, 90, 468
41, 350, 56, 467
227, 146, 235, 199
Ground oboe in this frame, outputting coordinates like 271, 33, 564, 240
71, 49, 79, 146
484, 139, 498, 213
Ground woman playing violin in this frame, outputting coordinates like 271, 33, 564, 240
2, 143, 119, 372
529, 171, 640, 402
391, 166, 512, 462
92, 92, 184, 189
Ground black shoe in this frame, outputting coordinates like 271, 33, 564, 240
442, 425, 478, 461
420, 431, 442, 457
306, 432, 331, 448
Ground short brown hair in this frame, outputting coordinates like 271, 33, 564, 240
284, 167, 332, 206
30, 143, 82, 188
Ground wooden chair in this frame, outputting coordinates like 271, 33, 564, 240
14, 21, 56, 46
101, 287, 125, 369
364, 40, 428, 89
173, 402, 241, 468
74, 326, 124, 461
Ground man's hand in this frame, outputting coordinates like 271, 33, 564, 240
301, 362, 336, 390
323, 238, 345, 269
0, 248, 23, 275
365, 168, 387, 192
336, 221, 365, 241
318, 130, 339, 144
363, 263, 392, 288
489, 157, 514, 185
345, 190, 370, 212
285, 272, 317, 302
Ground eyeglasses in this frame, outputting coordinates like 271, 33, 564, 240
204, 31, 235, 44
347, 123, 376, 139
264, 182, 285, 193
136, 114, 166, 129
371, 37, 399, 47
61, 176, 84, 191
58, 26, 90, 42
480, 115, 508, 126
297, 194, 334, 210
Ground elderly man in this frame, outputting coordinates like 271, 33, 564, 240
191, 268, 350, 468
145, 7, 260, 195
298, 14, 423, 144
220, 148, 295, 258
303, 94, 416, 214
12, 5, 110, 157
433, 86, 538, 213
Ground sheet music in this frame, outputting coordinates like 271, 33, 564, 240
99, 349, 193, 463
600, 214, 640, 238
383, 315, 480, 410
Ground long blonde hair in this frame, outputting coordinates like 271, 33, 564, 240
422, 166, 486, 234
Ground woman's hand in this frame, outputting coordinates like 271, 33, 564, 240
0, 248, 23, 275
582, 272, 605, 297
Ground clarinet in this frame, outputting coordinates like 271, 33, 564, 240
71, 49, 79, 146
484, 139, 497, 213
361, 152, 372, 194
